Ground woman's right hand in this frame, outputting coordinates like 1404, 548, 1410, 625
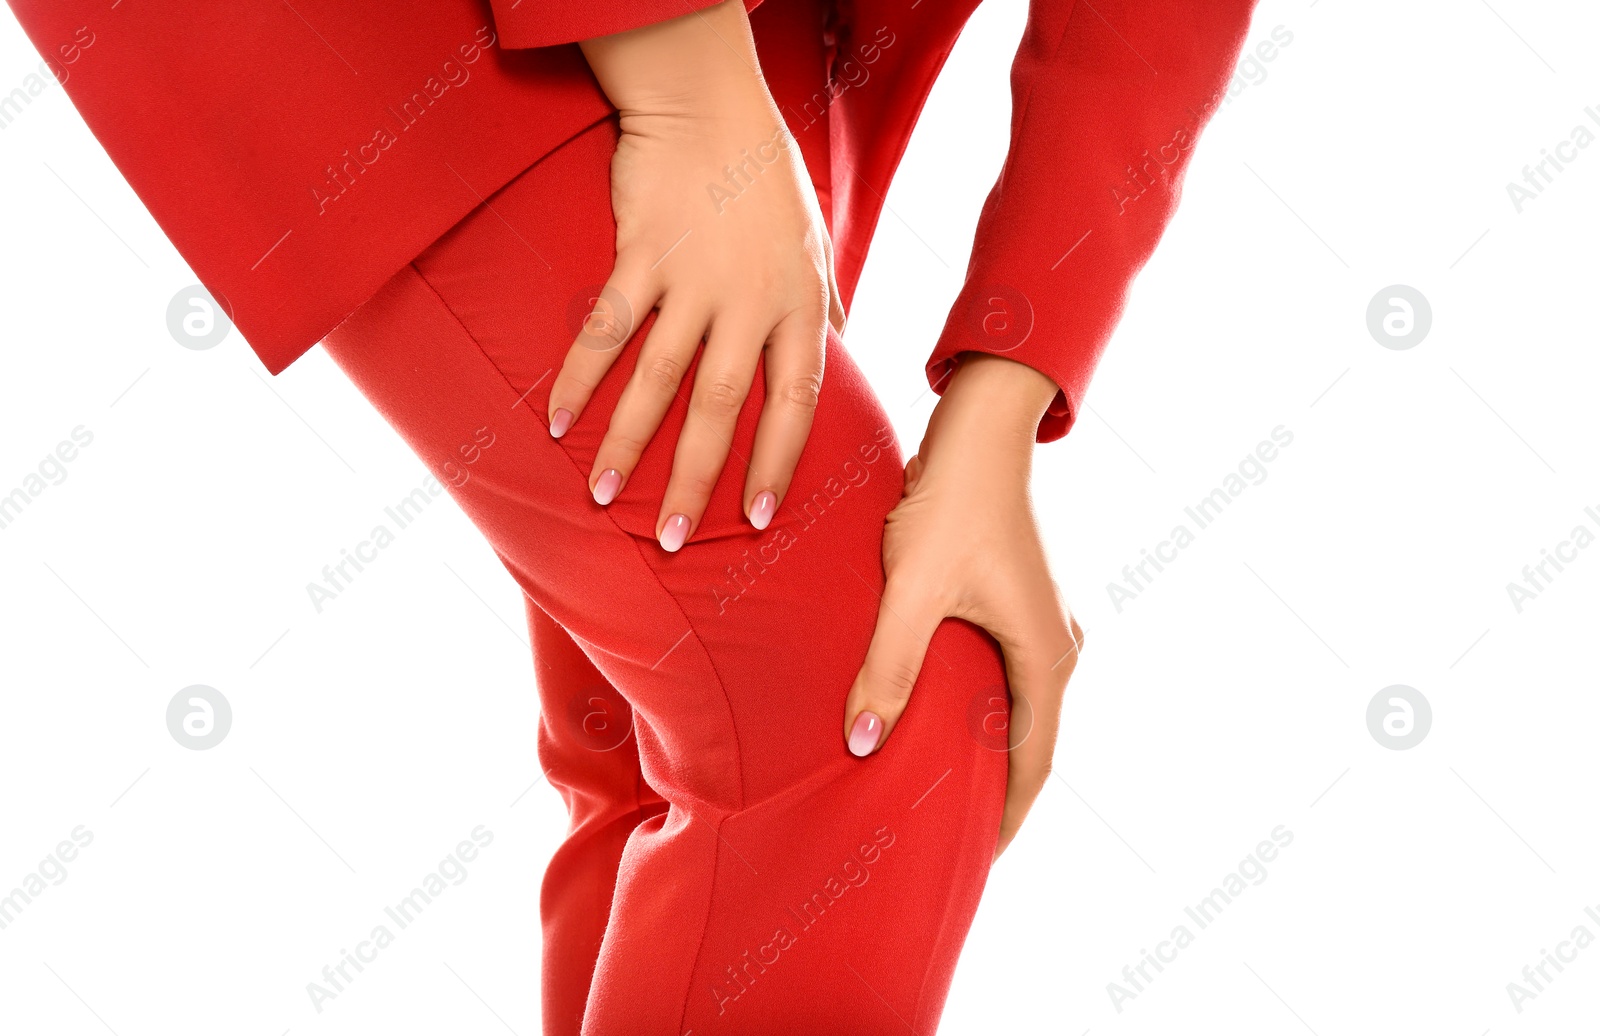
553, 0, 844, 551
841, 353, 1085, 861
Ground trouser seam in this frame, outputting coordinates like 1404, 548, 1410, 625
402, 257, 746, 803
403, 258, 741, 1031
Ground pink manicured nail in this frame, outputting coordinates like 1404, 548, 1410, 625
659, 513, 690, 553
549, 408, 574, 439
847, 711, 882, 757
593, 469, 622, 506
749, 491, 776, 531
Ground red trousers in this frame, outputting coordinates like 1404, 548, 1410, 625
322, 118, 1008, 1035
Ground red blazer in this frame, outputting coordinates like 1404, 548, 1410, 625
7, 0, 1256, 441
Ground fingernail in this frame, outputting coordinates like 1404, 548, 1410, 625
749, 490, 776, 531
659, 513, 690, 553
847, 711, 882, 757
593, 469, 622, 506
549, 408, 574, 439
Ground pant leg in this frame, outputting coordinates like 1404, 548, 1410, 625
321, 117, 1008, 1035
525, 594, 668, 1036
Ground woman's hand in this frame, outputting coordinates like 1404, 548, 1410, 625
841, 353, 1085, 861
553, 0, 844, 550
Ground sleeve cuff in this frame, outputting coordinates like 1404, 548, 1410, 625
489, 0, 758, 49
925, 277, 1100, 444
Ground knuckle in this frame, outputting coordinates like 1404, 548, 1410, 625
780, 372, 822, 412
605, 429, 652, 461
675, 468, 720, 500
581, 308, 631, 350
868, 658, 920, 703
564, 372, 599, 396
599, 318, 631, 349
696, 377, 745, 419
643, 354, 686, 393
557, 361, 603, 395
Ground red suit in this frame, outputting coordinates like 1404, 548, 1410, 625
7, 0, 1258, 1030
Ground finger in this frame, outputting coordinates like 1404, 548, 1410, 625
743, 306, 825, 530
842, 573, 948, 757
992, 604, 1084, 862
588, 304, 706, 505
823, 237, 846, 335
653, 317, 765, 550
547, 262, 655, 440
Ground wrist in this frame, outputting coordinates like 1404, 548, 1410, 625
579, 0, 773, 121
919, 354, 1056, 478
939, 353, 1058, 437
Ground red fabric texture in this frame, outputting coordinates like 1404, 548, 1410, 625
2, 1, 1261, 1027
7, 0, 1255, 440
924, 0, 1258, 439
489, 0, 761, 49
322, 118, 1009, 1034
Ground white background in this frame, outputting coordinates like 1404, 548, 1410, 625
2, 0, 1598, 1033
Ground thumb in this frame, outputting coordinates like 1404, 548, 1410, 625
843, 574, 946, 757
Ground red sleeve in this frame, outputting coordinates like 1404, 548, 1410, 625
925, 0, 1259, 442
489, 0, 762, 49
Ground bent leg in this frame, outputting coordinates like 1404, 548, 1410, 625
322, 117, 1006, 1035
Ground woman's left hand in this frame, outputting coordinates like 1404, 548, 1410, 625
840, 353, 1085, 861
